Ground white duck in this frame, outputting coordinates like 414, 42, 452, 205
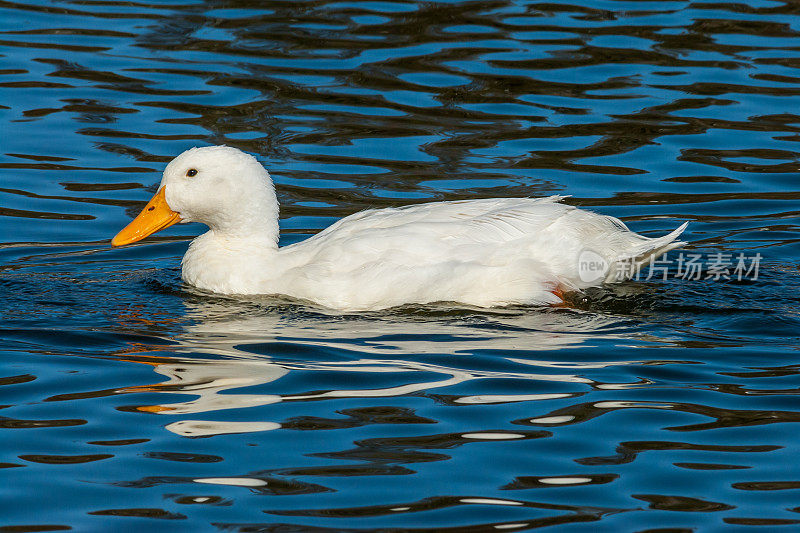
112, 146, 687, 311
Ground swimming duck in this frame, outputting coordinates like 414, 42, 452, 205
112, 146, 687, 310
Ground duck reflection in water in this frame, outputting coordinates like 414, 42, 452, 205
111, 296, 671, 437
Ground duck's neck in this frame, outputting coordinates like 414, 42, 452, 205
205, 188, 280, 247
181, 200, 284, 294
181, 228, 283, 294
210, 219, 280, 248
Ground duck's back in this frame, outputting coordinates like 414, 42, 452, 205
280, 196, 685, 310
303, 196, 558, 239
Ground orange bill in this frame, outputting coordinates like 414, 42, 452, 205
111, 187, 181, 247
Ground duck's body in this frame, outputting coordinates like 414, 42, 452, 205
113, 146, 687, 311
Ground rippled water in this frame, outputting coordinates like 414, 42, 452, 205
2, 0, 800, 530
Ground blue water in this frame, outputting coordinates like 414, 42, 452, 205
2, 0, 800, 531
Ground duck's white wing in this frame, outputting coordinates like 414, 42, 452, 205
282, 196, 686, 309
299, 196, 573, 246
298, 195, 684, 268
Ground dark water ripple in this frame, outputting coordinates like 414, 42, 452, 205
2, 0, 800, 531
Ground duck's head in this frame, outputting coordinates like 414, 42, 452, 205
111, 146, 278, 246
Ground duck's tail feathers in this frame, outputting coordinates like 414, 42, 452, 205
608, 222, 689, 282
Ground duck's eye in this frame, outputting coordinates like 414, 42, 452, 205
186, 168, 198, 177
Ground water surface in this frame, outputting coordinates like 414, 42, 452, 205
2, 0, 800, 531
